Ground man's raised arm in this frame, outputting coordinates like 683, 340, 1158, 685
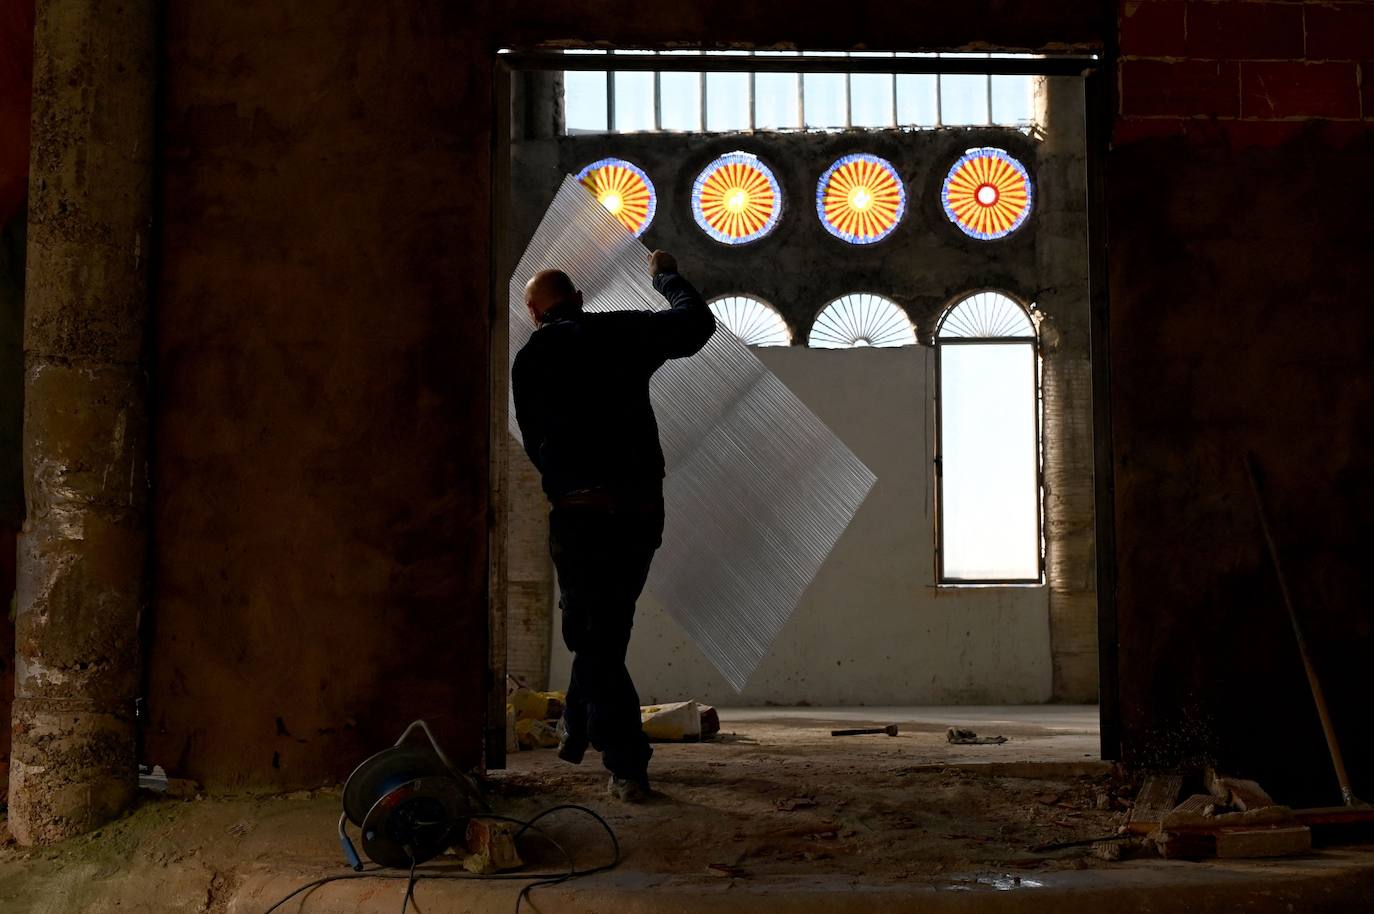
648, 250, 716, 359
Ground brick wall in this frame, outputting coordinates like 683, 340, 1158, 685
1118, 0, 1370, 139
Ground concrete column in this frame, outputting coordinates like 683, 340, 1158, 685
8, 0, 155, 845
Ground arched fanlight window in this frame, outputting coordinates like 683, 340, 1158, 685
708, 295, 791, 347
808, 293, 916, 349
936, 291, 1041, 583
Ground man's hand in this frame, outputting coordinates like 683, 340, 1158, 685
649, 250, 678, 277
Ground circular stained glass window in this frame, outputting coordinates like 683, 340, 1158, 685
709, 295, 791, 347
816, 153, 906, 245
576, 157, 657, 237
940, 147, 1033, 240
691, 152, 783, 245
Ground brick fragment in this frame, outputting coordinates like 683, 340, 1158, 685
1242, 61, 1361, 119
1121, 59, 1240, 117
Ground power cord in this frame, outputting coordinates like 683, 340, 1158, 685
260, 804, 619, 914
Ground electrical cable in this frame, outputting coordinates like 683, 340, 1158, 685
399, 855, 417, 914
259, 803, 619, 914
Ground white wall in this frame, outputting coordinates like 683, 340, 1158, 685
549, 346, 1053, 707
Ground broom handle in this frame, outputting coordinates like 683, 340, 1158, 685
1245, 453, 1357, 807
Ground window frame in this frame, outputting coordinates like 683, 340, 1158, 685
933, 291, 1045, 586
556, 50, 1052, 136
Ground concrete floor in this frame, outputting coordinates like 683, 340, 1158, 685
1, 706, 1371, 913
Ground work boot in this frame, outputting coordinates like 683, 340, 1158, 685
607, 775, 651, 803
555, 716, 586, 765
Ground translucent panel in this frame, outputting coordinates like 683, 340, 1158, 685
510, 177, 876, 689
939, 343, 1040, 580
896, 74, 939, 127
803, 72, 848, 128
940, 74, 989, 126
612, 70, 655, 132
850, 73, 894, 128
991, 74, 1035, 126
709, 295, 791, 347
660, 70, 703, 131
706, 72, 751, 131
809, 293, 916, 348
938, 291, 1034, 339
563, 70, 608, 133
755, 72, 801, 129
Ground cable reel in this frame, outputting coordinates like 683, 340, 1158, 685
338, 720, 487, 870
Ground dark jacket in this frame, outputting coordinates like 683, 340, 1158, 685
512, 271, 717, 499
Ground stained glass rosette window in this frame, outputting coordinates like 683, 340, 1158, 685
940, 147, 1033, 241
575, 157, 657, 237
691, 152, 783, 245
816, 153, 906, 245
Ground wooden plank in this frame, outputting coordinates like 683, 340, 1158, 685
1216, 826, 1311, 859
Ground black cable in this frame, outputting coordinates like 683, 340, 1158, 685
399, 855, 417, 914
260, 803, 620, 914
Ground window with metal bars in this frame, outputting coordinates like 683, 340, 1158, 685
562, 50, 1038, 134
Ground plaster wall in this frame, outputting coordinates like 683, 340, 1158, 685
549, 346, 1053, 707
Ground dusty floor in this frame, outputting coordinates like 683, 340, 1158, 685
1, 709, 1371, 913
493, 706, 1118, 881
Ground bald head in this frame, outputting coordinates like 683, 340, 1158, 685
524, 269, 583, 326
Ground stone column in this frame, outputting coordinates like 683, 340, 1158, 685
8, 0, 155, 845
1037, 75, 1099, 703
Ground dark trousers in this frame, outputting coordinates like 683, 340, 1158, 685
549, 492, 663, 781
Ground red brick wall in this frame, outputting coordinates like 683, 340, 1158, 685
1110, 0, 1374, 800
1118, 0, 1369, 138
0, 0, 33, 224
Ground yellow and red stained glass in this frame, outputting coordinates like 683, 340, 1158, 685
816, 154, 906, 244
941, 148, 1033, 240
575, 158, 657, 236
691, 152, 782, 245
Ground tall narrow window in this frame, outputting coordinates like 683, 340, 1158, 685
936, 291, 1041, 582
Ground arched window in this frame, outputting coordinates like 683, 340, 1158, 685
808, 293, 916, 349
708, 295, 791, 347
936, 291, 1041, 582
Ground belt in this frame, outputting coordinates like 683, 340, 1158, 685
552, 486, 661, 513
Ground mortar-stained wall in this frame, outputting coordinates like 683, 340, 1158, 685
1112, 1, 1374, 802
550, 347, 1054, 706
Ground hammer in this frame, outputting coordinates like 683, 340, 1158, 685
830, 725, 899, 737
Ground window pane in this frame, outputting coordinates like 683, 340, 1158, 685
896, 74, 938, 127
803, 72, 847, 128
563, 70, 608, 132
706, 72, 750, 131
991, 74, 1035, 126
755, 72, 800, 129
660, 71, 702, 131
939, 343, 1039, 580
850, 72, 893, 128
613, 71, 655, 132
940, 74, 989, 126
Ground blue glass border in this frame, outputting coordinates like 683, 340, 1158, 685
574, 157, 658, 237
815, 153, 908, 245
690, 151, 784, 246
939, 147, 1034, 241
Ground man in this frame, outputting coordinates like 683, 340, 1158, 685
512, 251, 716, 802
